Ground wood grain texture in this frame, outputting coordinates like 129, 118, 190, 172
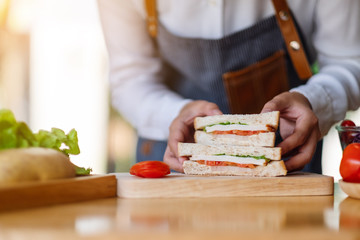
0, 175, 117, 212
114, 172, 334, 198
339, 180, 360, 199
1, 186, 359, 239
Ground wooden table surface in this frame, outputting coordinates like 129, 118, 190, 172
0, 184, 359, 240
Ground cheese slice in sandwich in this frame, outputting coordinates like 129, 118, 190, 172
178, 143, 287, 177
194, 111, 279, 147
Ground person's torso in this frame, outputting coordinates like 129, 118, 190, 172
135, 0, 321, 175
155, 7, 313, 113
132, 0, 317, 57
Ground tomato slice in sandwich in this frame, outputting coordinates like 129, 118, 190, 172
196, 160, 256, 168
211, 130, 268, 136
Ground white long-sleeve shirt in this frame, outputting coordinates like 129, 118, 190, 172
97, 0, 360, 140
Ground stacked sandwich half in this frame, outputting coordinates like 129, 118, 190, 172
178, 111, 287, 177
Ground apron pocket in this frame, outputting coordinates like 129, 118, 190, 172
222, 50, 289, 114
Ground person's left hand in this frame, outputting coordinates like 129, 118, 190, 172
261, 92, 321, 172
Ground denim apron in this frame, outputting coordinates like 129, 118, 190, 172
136, 15, 322, 173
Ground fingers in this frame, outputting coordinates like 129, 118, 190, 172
195, 100, 222, 115
168, 101, 221, 158
284, 130, 319, 172
261, 92, 321, 172
166, 100, 222, 172
262, 91, 312, 113
281, 113, 320, 171
163, 146, 185, 173
278, 109, 319, 155
182, 101, 222, 124
168, 116, 192, 159
261, 94, 288, 114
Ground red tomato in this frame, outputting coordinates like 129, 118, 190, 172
340, 119, 357, 146
340, 143, 360, 183
204, 160, 224, 166
195, 160, 255, 168
130, 161, 170, 178
212, 130, 267, 136
341, 119, 356, 127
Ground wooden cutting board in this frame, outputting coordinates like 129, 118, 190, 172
114, 172, 334, 198
0, 175, 117, 212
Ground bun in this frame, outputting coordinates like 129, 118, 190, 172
183, 160, 287, 177
0, 148, 76, 184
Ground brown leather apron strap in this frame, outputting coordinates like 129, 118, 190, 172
144, 0, 312, 80
145, 0, 158, 38
271, 0, 313, 80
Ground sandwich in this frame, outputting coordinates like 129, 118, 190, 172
179, 143, 287, 177
194, 111, 279, 147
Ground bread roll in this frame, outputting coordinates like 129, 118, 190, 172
0, 147, 76, 184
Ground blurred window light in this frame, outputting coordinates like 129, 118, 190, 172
0, 0, 358, 176
0, 0, 10, 28
29, 0, 109, 173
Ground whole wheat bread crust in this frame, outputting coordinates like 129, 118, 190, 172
183, 160, 287, 177
194, 111, 279, 130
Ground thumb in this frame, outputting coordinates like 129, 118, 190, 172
260, 101, 277, 114
208, 108, 222, 116
261, 95, 287, 114
201, 102, 222, 116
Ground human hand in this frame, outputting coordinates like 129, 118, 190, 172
261, 92, 321, 172
163, 100, 222, 172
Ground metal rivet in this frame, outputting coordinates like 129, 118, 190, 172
279, 10, 289, 21
290, 41, 300, 51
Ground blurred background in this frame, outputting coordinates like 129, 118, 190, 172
0, 0, 358, 181
0, 0, 136, 174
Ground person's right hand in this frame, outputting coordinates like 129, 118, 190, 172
261, 92, 321, 172
163, 100, 222, 172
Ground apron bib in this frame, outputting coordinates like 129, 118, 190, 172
135, 14, 322, 173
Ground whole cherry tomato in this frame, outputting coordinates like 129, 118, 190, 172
341, 119, 356, 127
340, 119, 357, 147
130, 161, 170, 178
340, 143, 360, 183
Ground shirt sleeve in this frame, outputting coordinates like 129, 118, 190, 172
97, 0, 191, 140
290, 0, 360, 137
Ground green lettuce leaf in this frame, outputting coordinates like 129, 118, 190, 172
204, 121, 248, 132
74, 164, 93, 175
213, 153, 269, 162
